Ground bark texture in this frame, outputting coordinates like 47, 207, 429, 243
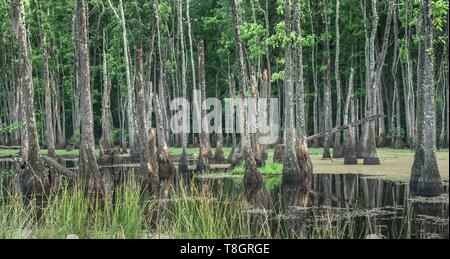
410, 0, 443, 197
12, 0, 49, 205
76, 0, 105, 199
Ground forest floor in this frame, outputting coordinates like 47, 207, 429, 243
1, 147, 448, 182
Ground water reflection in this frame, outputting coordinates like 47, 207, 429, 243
0, 157, 448, 239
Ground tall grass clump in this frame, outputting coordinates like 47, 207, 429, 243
0, 180, 151, 239
155, 183, 256, 239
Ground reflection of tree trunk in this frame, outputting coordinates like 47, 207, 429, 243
322, 174, 332, 207
344, 174, 356, 208
410, 200, 447, 239
313, 175, 319, 207
376, 179, 384, 208
281, 182, 309, 238
335, 175, 342, 207
362, 178, 376, 208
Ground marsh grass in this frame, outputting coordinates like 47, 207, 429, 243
0, 177, 370, 239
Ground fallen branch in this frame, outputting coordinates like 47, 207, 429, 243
0, 145, 21, 150
42, 156, 77, 179
307, 114, 385, 141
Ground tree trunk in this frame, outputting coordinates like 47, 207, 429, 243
154, 94, 175, 183
12, 0, 49, 206
307, 0, 319, 148
40, 32, 55, 158
76, 0, 105, 199
392, 6, 405, 148
282, 0, 313, 205
410, 0, 443, 197
135, 46, 159, 194
214, 74, 226, 163
342, 67, 357, 163
230, 0, 251, 163
227, 60, 238, 162
177, 0, 190, 177
100, 29, 112, 157
108, 0, 138, 156
197, 40, 211, 172
321, 0, 332, 159
404, 1, 416, 148
294, 0, 305, 138
333, 0, 343, 159
363, 0, 382, 165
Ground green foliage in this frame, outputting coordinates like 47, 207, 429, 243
69, 133, 81, 146
232, 161, 282, 176
240, 22, 266, 60
271, 70, 285, 82
387, 124, 406, 140
0, 0, 447, 154
0, 123, 21, 134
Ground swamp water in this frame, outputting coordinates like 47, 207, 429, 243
0, 157, 448, 239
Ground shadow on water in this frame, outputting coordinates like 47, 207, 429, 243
0, 156, 448, 239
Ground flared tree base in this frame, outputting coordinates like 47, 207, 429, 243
344, 157, 358, 165
363, 157, 381, 165
158, 150, 176, 182
214, 147, 226, 164
178, 151, 189, 180
322, 147, 332, 159
273, 144, 285, 163
196, 152, 210, 172
333, 145, 343, 159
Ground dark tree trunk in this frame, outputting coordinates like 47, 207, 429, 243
196, 40, 211, 172
410, 0, 443, 197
